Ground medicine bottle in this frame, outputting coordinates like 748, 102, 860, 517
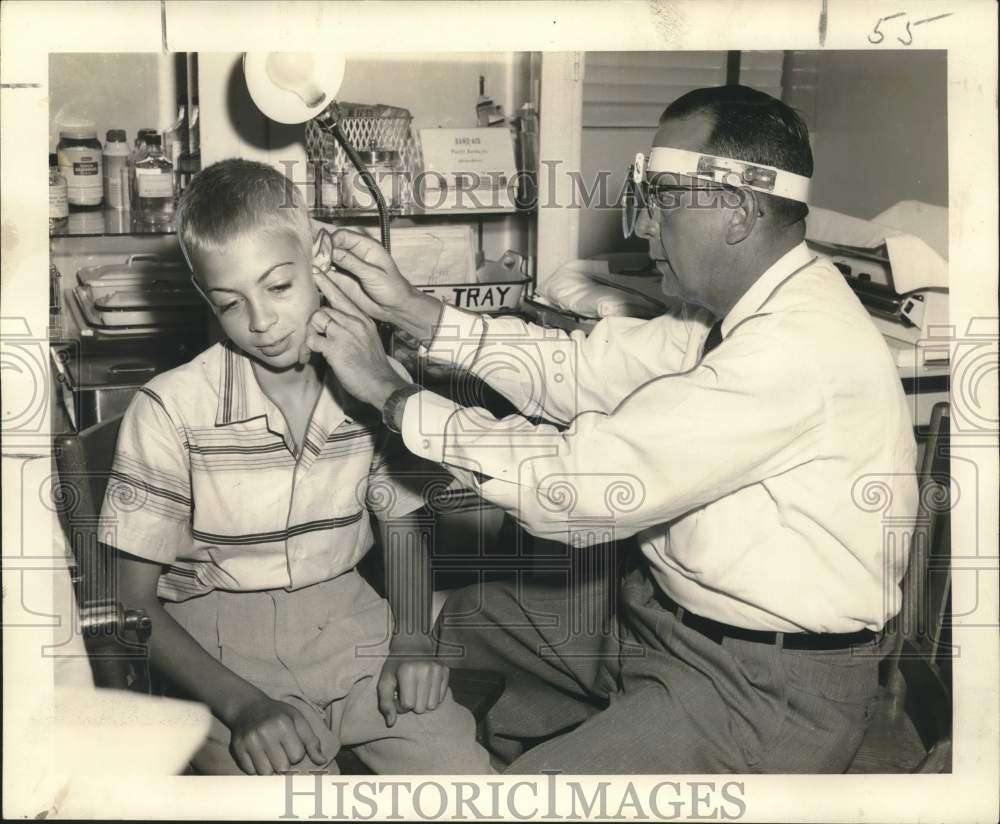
132, 128, 156, 204
48, 153, 69, 232
103, 129, 131, 210
133, 134, 175, 229
134, 128, 156, 161
163, 97, 189, 191
57, 122, 103, 208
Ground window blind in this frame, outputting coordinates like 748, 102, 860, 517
583, 51, 789, 129
582, 52, 729, 128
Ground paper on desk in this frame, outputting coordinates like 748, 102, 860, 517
312, 220, 477, 286
806, 201, 948, 293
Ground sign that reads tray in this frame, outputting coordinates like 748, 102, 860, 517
418, 128, 518, 210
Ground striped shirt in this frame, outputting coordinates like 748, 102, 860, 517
100, 340, 426, 601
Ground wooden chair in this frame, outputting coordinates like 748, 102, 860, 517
847, 402, 952, 773
54, 415, 154, 692
53, 413, 504, 774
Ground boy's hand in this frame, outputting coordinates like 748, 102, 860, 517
308, 272, 408, 410
377, 634, 450, 728
228, 695, 327, 775
319, 228, 444, 345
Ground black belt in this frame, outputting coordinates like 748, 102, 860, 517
653, 589, 877, 651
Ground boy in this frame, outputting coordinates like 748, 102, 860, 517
102, 159, 490, 775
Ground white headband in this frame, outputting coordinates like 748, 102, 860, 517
647, 147, 811, 203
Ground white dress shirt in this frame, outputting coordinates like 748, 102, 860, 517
402, 243, 918, 632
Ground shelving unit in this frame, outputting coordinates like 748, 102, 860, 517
199, 51, 541, 277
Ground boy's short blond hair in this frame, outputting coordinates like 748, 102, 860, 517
176, 158, 311, 272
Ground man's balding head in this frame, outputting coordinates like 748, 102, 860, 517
658, 85, 813, 227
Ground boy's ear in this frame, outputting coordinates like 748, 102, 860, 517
190, 274, 210, 303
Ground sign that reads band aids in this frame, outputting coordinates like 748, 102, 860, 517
419, 128, 518, 196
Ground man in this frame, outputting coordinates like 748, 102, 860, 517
307, 85, 918, 773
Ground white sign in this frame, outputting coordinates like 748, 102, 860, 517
418, 128, 518, 209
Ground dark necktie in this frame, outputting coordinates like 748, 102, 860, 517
702, 320, 724, 358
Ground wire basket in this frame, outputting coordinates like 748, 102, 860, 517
305, 103, 422, 211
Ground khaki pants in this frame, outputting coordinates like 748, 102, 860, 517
436, 560, 878, 774
165, 569, 491, 775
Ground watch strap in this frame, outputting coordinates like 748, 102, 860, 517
382, 383, 422, 434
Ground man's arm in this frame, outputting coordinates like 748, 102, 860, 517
115, 550, 326, 774
316, 229, 704, 424
422, 303, 704, 424
401, 328, 827, 542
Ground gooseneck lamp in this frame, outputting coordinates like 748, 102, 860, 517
243, 52, 393, 252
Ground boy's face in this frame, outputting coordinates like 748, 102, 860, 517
192, 229, 319, 370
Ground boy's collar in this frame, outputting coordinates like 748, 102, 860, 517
216, 341, 265, 426
215, 342, 367, 436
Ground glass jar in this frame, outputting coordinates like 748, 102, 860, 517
103, 128, 131, 210
48, 153, 69, 231
57, 123, 103, 208
317, 160, 341, 209
134, 128, 157, 161
343, 148, 405, 211
133, 134, 175, 229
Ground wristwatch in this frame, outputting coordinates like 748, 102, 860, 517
382, 383, 422, 434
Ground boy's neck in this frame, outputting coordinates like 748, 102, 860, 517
251, 354, 325, 401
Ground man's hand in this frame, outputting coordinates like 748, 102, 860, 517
307, 270, 408, 409
376, 634, 450, 728
319, 229, 444, 345
228, 695, 327, 775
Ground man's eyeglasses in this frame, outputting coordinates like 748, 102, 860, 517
622, 152, 766, 239
623, 176, 737, 239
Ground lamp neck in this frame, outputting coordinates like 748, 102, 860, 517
313, 102, 346, 131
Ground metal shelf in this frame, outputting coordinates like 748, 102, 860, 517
310, 205, 534, 221
50, 208, 176, 239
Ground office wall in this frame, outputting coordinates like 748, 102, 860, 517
576, 50, 949, 260
789, 50, 948, 220
48, 53, 179, 152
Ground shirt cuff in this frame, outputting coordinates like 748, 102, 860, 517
401, 389, 458, 464
420, 304, 486, 370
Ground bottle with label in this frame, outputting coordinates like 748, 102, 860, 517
134, 128, 156, 160
57, 122, 103, 208
178, 95, 201, 191
48, 153, 69, 232
103, 129, 131, 210
163, 97, 189, 191
133, 134, 175, 229
132, 128, 156, 205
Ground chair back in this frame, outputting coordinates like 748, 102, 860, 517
883, 401, 952, 772
54, 415, 125, 610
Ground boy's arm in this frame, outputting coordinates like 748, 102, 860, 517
373, 511, 449, 727
115, 549, 327, 775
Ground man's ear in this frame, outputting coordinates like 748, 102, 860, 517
724, 187, 759, 246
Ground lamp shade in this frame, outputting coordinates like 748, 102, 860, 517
243, 52, 346, 124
